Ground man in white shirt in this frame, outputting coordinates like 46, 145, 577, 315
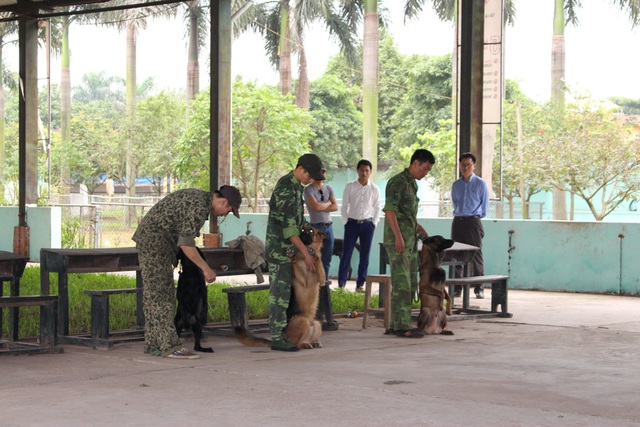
338, 159, 382, 292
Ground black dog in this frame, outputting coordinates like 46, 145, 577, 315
174, 247, 213, 353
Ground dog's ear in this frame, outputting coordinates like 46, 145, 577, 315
436, 238, 455, 252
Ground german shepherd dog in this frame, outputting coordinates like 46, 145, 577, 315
416, 235, 455, 335
174, 247, 213, 353
235, 224, 326, 349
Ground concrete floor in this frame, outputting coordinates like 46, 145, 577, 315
2, 287, 640, 427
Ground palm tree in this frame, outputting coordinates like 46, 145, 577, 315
184, 0, 209, 102
240, 0, 358, 109
361, 0, 379, 176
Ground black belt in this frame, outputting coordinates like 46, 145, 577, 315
348, 218, 373, 224
311, 222, 332, 227
455, 215, 480, 219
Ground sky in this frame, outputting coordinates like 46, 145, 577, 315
7, 0, 640, 103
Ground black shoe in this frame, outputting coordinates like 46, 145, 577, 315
475, 288, 484, 299
271, 338, 300, 352
322, 321, 339, 331
453, 288, 462, 298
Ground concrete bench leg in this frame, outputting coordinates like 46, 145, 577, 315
40, 300, 59, 349
90, 295, 110, 340
226, 293, 248, 329
491, 280, 508, 314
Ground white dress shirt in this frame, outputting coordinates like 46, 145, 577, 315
341, 180, 382, 226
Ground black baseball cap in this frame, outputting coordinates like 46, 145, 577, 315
297, 153, 325, 181
219, 185, 242, 218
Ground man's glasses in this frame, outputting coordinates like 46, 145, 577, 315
319, 189, 324, 201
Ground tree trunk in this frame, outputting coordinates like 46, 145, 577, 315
362, 0, 379, 180
60, 16, 72, 194
0, 38, 5, 202
186, 0, 200, 103
295, 31, 310, 110
125, 23, 137, 226
551, 0, 567, 220
278, 2, 292, 96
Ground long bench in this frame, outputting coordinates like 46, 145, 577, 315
445, 275, 512, 318
0, 295, 62, 355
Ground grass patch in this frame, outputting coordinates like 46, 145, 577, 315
5, 267, 422, 338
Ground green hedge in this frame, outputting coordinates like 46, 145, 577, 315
1, 267, 398, 338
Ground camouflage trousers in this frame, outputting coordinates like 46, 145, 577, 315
137, 244, 182, 355
268, 262, 293, 340
386, 244, 418, 331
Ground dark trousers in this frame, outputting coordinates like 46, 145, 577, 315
338, 220, 375, 287
451, 216, 485, 288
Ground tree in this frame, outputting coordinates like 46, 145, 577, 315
240, 0, 358, 109
501, 81, 554, 219
393, 119, 456, 196
386, 52, 452, 163
543, 95, 640, 221
549, 0, 640, 220
0, 17, 18, 203
135, 91, 187, 195
361, 0, 380, 179
175, 79, 314, 210
94, 2, 175, 224
308, 73, 362, 168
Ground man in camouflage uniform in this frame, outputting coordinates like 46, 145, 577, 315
266, 153, 325, 351
383, 149, 434, 338
132, 185, 242, 358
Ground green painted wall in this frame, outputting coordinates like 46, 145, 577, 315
220, 214, 640, 295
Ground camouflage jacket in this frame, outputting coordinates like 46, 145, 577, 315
265, 171, 307, 264
132, 188, 213, 252
383, 168, 419, 246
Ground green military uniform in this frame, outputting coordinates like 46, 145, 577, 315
383, 168, 420, 331
265, 171, 306, 340
132, 189, 213, 356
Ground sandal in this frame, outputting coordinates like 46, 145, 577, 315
395, 329, 424, 338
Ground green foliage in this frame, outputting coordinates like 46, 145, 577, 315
610, 97, 640, 115
545, 94, 640, 220
175, 79, 314, 211
309, 74, 362, 168
135, 91, 187, 193
173, 87, 212, 190
4, 267, 376, 338
386, 53, 453, 165
387, 119, 456, 196
61, 217, 89, 248
501, 83, 556, 214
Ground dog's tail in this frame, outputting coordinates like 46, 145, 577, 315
234, 326, 272, 348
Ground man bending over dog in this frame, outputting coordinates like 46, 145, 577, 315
133, 185, 242, 359
266, 153, 325, 352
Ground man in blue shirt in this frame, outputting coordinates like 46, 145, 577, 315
451, 152, 490, 298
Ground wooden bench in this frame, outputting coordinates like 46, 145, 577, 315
445, 275, 512, 318
0, 295, 61, 355
222, 284, 270, 330
78, 288, 144, 348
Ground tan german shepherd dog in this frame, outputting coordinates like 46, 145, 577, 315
416, 235, 455, 335
235, 224, 326, 349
